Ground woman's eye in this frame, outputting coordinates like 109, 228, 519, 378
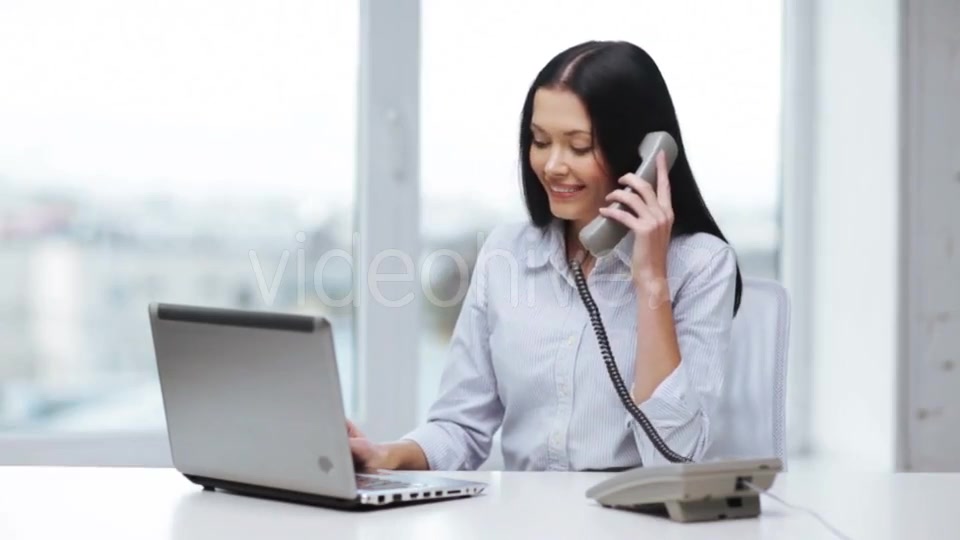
572, 146, 593, 156
532, 140, 550, 148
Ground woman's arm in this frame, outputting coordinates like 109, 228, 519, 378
351, 238, 504, 472
347, 422, 429, 470
394, 231, 506, 471
631, 274, 682, 402
348, 225, 507, 471
628, 245, 738, 463
381, 441, 430, 470
598, 151, 737, 464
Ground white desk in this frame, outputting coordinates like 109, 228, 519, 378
1, 467, 957, 540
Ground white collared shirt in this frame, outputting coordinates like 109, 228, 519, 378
403, 219, 738, 471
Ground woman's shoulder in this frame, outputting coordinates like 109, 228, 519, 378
667, 232, 737, 284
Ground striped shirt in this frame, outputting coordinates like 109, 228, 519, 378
402, 218, 738, 471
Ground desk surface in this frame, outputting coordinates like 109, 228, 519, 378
1, 467, 957, 539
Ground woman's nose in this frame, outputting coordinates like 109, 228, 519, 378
544, 148, 568, 177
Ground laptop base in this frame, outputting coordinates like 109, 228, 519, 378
186, 474, 370, 510
184, 474, 471, 511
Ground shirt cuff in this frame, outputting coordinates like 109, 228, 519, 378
399, 421, 463, 471
626, 366, 709, 465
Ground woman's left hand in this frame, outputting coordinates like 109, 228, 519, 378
598, 150, 674, 290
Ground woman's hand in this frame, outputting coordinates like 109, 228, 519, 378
346, 419, 391, 471
599, 150, 674, 297
346, 420, 431, 471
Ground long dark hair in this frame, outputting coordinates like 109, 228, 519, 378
518, 40, 742, 314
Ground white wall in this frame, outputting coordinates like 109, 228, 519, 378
802, 0, 960, 471
808, 0, 901, 470
901, 0, 960, 471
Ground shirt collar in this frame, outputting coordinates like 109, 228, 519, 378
526, 219, 634, 270
525, 219, 563, 269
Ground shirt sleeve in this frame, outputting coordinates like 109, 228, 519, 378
400, 238, 504, 471
627, 245, 738, 466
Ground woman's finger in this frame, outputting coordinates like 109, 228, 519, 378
619, 173, 658, 206
599, 206, 640, 231
349, 438, 375, 470
346, 419, 364, 439
615, 175, 666, 222
606, 188, 654, 221
656, 150, 673, 211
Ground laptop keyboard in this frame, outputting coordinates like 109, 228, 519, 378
355, 475, 413, 491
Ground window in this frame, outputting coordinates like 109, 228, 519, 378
0, 1, 358, 437
0, 1, 786, 465
418, 1, 782, 420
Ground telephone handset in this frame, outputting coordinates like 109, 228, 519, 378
579, 131, 679, 258
571, 132, 783, 523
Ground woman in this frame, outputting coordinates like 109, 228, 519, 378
348, 40, 742, 471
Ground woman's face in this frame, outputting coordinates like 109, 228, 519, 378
529, 87, 613, 227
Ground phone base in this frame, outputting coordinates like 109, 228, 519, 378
603, 494, 761, 522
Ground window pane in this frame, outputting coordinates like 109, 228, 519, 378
0, 0, 358, 434
419, 1, 782, 420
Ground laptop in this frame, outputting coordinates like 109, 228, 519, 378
147, 302, 486, 509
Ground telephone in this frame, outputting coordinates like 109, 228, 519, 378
578, 131, 679, 257
572, 131, 784, 522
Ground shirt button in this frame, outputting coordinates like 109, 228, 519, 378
551, 433, 561, 446
558, 383, 568, 395
567, 336, 575, 345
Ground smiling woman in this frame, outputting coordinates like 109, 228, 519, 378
417, 2, 783, 434
518, 41, 742, 310
344, 37, 754, 473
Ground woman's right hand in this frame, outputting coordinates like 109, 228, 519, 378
346, 419, 391, 471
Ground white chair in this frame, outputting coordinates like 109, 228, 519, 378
707, 277, 791, 466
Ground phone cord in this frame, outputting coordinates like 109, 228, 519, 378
569, 258, 692, 464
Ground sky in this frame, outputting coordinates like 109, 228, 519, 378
0, 0, 781, 222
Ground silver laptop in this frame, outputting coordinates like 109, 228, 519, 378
148, 302, 486, 508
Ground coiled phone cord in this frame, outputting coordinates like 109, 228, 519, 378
569, 258, 692, 464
